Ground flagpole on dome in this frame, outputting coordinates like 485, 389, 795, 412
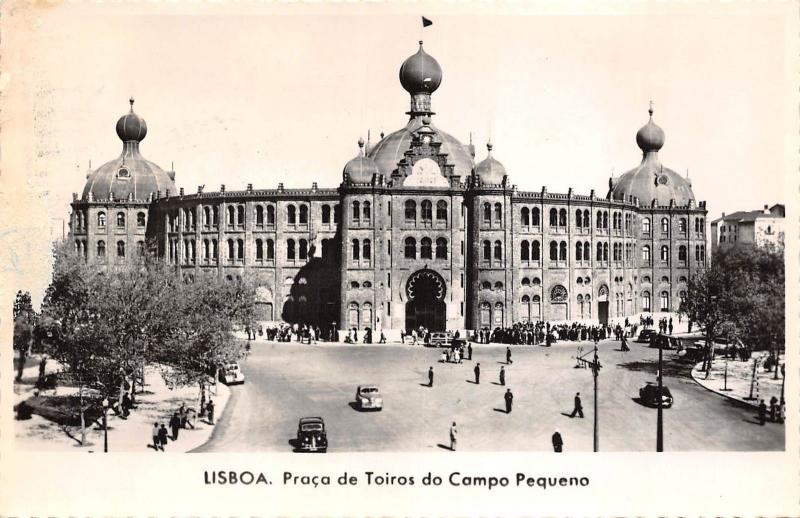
421, 16, 433, 42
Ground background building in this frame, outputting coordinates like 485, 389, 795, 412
710, 204, 784, 253
69, 41, 708, 335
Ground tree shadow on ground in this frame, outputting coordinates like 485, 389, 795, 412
616, 358, 692, 379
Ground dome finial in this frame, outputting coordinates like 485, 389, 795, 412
129, 97, 135, 112
357, 136, 365, 155
648, 99, 654, 118
486, 140, 493, 154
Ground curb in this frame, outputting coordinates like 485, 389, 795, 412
690, 362, 758, 409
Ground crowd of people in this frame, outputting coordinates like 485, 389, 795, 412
473, 320, 639, 346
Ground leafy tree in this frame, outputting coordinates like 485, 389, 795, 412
13, 290, 36, 380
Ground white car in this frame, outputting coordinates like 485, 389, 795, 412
219, 363, 245, 385
355, 385, 383, 411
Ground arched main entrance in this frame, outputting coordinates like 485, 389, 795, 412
405, 269, 446, 331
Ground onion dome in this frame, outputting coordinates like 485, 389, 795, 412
116, 98, 148, 142
399, 41, 442, 94
343, 137, 380, 184
611, 106, 695, 206
367, 117, 474, 177
474, 141, 506, 185
82, 99, 176, 202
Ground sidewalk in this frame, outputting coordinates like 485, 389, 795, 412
691, 351, 785, 408
14, 362, 230, 453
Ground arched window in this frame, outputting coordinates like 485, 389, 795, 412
266, 239, 274, 260
420, 237, 433, 259
583, 210, 590, 228
267, 205, 275, 225
533, 277, 541, 286
363, 201, 371, 222
363, 281, 372, 288
287, 239, 296, 260
480, 302, 491, 326
532, 240, 541, 261
137, 212, 146, 227
494, 203, 502, 223
521, 207, 530, 226
350, 281, 360, 290
577, 277, 583, 285
642, 217, 651, 235
116, 212, 125, 228
642, 245, 651, 264
202, 239, 210, 261
97, 240, 106, 258
212, 206, 219, 227
322, 205, 331, 224
421, 200, 433, 222
549, 208, 558, 227
661, 245, 669, 262
255, 239, 263, 261
596, 242, 603, 261
493, 240, 502, 260
287, 205, 296, 225
362, 302, 373, 325
603, 242, 609, 262
237, 206, 245, 226
299, 205, 308, 224
352, 239, 360, 261
550, 285, 568, 302
660, 291, 670, 311
661, 218, 669, 234
255, 205, 264, 226
521, 240, 530, 261
602, 211, 608, 229
494, 302, 504, 326
642, 291, 651, 311
679, 218, 687, 234
333, 204, 341, 224
483, 203, 491, 224
116, 240, 125, 258
299, 239, 308, 260
482, 240, 491, 261
575, 209, 583, 228
202, 207, 211, 228
237, 239, 244, 260
559, 209, 567, 227
521, 277, 531, 286
405, 237, 417, 259
559, 241, 567, 261
348, 302, 359, 327
532, 207, 540, 226
583, 242, 591, 262
550, 241, 559, 261
521, 295, 531, 323
481, 281, 492, 290
494, 281, 503, 290
575, 242, 583, 261
435, 238, 447, 259
405, 200, 417, 222
136, 241, 145, 257
352, 201, 361, 222
363, 239, 372, 261
436, 200, 447, 222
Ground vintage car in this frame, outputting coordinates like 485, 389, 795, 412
429, 332, 453, 347
218, 362, 245, 385
296, 417, 328, 453
355, 385, 383, 410
649, 334, 682, 350
636, 329, 658, 343
639, 382, 674, 408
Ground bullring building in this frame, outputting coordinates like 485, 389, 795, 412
69, 41, 708, 335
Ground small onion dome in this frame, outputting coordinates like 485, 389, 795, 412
116, 98, 148, 142
635, 106, 665, 153
474, 141, 506, 185
399, 41, 442, 95
343, 138, 380, 184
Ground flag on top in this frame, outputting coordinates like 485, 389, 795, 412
422, 16, 433, 27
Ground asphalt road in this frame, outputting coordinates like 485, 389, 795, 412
194, 339, 784, 452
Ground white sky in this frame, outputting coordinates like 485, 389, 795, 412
1, 2, 795, 306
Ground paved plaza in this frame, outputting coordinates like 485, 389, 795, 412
194, 339, 784, 452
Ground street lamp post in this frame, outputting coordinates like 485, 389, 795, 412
720, 352, 731, 392
576, 345, 602, 452
101, 397, 109, 453
656, 343, 664, 452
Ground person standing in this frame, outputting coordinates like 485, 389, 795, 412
169, 412, 181, 441
570, 392, 584, 418
158, 423, 168, 451
499, 366, 506, 386
769, 396, 778, 422
467, 342, 473, 360
122, 392, 132, 418
504, 388, 513, 413
207, 399, 215, 425
758, 399, 767, 425
552, 430, 563, 452
449, 422, 458, 451
506, 347, 513, 365
428, 366, 434, 388
152, 423, 160, 451
474, 363, 481, 384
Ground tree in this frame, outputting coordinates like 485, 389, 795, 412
13, 290, 35, 381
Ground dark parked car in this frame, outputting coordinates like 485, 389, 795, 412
296, 417, 328, 453
650, 334, 681, 350
639, 382, 674, 408
637, 329, 657, 343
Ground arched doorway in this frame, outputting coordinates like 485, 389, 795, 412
597, 285, 609, 325
405, 269, 446, 331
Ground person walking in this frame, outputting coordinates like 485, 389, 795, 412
152, 423, 160, 451
506, 347, 513, 365
158, 423, 168, 451
621, 334, 630, 352
467, 342, 473, 360
552, 430, 563, 452
449, 422, 458, 451
758, 399, 767, 425
504, 388, 513, 413
769, 396, 778, 422
428, 366, 434, 387
207, 399, 215, 425
474, 363, 481, 384
499, 366, 506, 386
169, 412, 181, 441
570, 392, 584, 418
